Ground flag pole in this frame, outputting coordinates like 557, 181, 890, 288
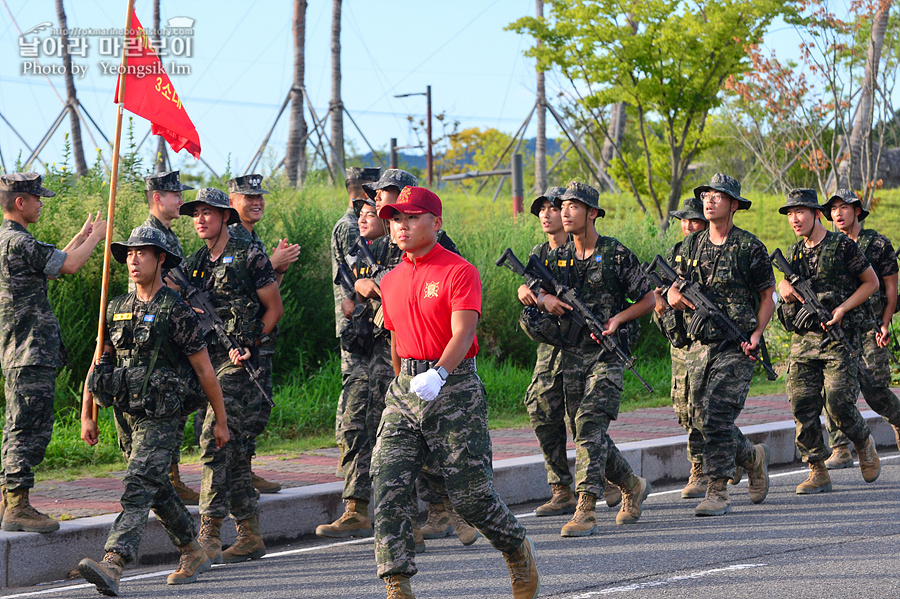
92, 0, 135, 423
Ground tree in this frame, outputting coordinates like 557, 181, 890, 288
534, 0, 548, 194
153, 0, 168, 173
510, 0, 785, 230
329, 0, 344, 182
285, 0, 308, 187
55, 0, 88, 176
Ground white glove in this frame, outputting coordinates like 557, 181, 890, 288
410, 368, 445, 401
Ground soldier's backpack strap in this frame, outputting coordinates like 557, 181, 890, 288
856, 228, 877, 258
139, 289, 179, 399
229, 237, 259, 298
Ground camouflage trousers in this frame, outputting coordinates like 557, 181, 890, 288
561, 346, 635, 498
525, 342, 572, 487
372, 368, 526, 579
337, 348, 367, 452
684, 341, 755, 480
671, 345, 703, 463
199, 366, 264, 520
786, 332, 871, 463
825, 326, 900, 448
342, 337, 392, 502
1, 366, 56, 491
106, 410, 196, 562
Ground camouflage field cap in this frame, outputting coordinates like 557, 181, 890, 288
363, 169, 418, 199
346, 167, 381, 183
110, 225, 181, 269
553, 181, 605, 218
530, 186, 566, 217
669, 196, 708, 222
227, 174, 269, 196
145, 170, 193, 192
822, 188, 868, 222
180, 187, 240, 223
694, 173, 750, 210
352, 197, 377, 217
778, 188, 823, 215
0, 172, 55, 198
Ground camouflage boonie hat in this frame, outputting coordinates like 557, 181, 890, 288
352, 197, 377, 217
180, 187, 240, 223
822, 188, 868, 222
144, 170, 193, 192
345, 167, 380, 183
110, 226, 181, 269
530, 186, 566, 217
694, 173, 750, 210
363, 169, 417, 199
670, 196, 708, 222
0, 172, 55, 198
553, 181, 605, 218
226, 174, 269, 195
779, 188, 823, 215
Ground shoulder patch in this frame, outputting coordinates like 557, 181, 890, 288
142, 314, 156, 322
222, 256, 234, 264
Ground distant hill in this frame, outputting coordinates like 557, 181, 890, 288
354, 137, 561, 170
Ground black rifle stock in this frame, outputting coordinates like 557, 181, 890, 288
334, 262, 356, 297
495, 248, 544, 296
770, 248, 873, 384
502, 249, 654, 393
166, 266, 273, 407
648, 255, 778, 381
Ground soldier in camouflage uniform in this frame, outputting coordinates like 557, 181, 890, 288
140, 171, 199, 505
333, 167, 381, 478
777, 189, 881, 494
228, 174, 300, 494
518, 187, 580, 517
667, 174, 774, 517
77, 227, 230, 595
819, 190, 900, 469
359, 170, 476, 549
538, 181, 654, 536
181, 188, 283, 564
0, 172, 107, 533
372, 186, 538, 599
651, 196, 710, 499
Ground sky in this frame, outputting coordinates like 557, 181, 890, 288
0, 0, 864, 180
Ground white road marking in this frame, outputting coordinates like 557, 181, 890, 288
566, 563, 767, 596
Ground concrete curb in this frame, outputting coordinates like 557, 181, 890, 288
1, 411, 894, 589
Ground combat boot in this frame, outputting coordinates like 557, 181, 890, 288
535, 483, 577, 517
198, 515, 224, 563
249, 456, 281, 494
854, 434, 880, 483
315, 498, 373, 538
223, 515, 266, 563
617, 475, 651, 525
824, 444, 853, 470
78, 551, 125, 596
742, 444, 770, 504
169, 463, 200, 506
796, 460, 831, 494
694, 478, 731, 516
560, 493, 597, 537
385, 574, 416, 599
681, 462, 708, 499
419, 502, 452, 538
412, 517, 425, 553
603, 481, 622, 508
2, 488, 59, 532
443, 498, 480, 546
893, 425, 900, 453
730, 464, 743, 485
166, 540, 212, 585
503, 536, 540, 599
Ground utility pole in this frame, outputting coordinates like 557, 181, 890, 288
534, 0, 547, 193
395, 86, 433, 187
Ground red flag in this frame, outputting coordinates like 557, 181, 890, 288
114, 10, 201, 158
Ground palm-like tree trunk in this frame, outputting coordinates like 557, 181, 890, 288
329, 0, 345, 182
286, 0, 308, 187
55, 0, 88, 176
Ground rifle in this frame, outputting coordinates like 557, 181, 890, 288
166, 266, 274, 407
645, 255, 778, 381
495, 248, 543, 297
352, 236, 388, 280
641, 261, 671, 293
770, 248, 874, 384
497, 248, 654, 393
334, 261, 356, 297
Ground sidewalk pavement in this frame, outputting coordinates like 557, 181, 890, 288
27, 394, 867, 521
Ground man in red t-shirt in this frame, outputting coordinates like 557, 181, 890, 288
371, 187, 539, 599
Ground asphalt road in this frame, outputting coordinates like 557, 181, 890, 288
6, 454, 900, 599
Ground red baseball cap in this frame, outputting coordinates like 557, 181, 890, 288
378, 186, 442, 218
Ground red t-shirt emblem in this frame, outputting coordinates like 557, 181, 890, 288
423, 281, 440, 298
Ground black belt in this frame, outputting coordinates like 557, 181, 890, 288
401, 357, 477, 377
